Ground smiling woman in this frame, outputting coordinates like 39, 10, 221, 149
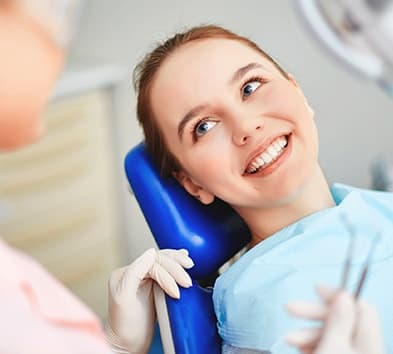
133, 25, 393, 354
137, 26, 325, 233
133, 26, 289, 179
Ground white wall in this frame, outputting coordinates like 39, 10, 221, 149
69, 0, 393, 259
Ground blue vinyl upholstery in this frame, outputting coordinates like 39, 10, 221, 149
125, 143, 251, 354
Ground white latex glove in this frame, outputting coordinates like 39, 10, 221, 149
286, 286, 385, 354
106, 248, 194, 354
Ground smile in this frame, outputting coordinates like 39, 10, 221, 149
245, 135, 289, 174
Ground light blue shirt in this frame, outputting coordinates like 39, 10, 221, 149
213, 184, 393, 354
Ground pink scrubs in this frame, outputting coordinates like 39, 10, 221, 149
0, 239, 112, 353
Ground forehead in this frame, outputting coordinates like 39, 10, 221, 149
154, 38, 278, 88
150, 38, 278, 115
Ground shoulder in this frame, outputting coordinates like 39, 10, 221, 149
333, 182, 392, 199
0, 241, 111, 353
356, 185, 393, 217
333, 183, 393, 214
0, 240, 103, 334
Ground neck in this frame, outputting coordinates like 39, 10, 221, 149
238, 165, 335, 248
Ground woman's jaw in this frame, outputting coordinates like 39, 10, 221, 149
237, 164, 335, 246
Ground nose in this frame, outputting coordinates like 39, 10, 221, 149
232, 116, 264, 146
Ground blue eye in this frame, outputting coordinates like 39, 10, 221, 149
242, 80, 262, 97
195, 120, 217, 137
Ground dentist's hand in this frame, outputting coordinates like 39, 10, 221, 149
286, 286, 385, 354
106, 248, 194, 354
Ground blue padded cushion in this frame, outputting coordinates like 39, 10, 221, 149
166, 284, 221, 353
125, 143, 251, 354
124, 143, 250, 279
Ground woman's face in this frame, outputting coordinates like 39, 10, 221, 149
0, 5, 63, 150
150, 38, 319, 212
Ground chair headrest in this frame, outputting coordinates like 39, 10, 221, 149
125, 143, 251, 279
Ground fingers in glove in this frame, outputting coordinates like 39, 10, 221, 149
110, 248, 157, 295
160, 249, 194, 269
298, 342, 318, 354
322, 291, 356, 340
286, 301, 327, 321
286, 327, 321, 348
353, 299, 385, 354
129, 248, 157, 281
315, 285, 339, 304
150, 262, 181, 299
156, 251, 193, 288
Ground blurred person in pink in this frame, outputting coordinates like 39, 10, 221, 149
0, 1, 193, 353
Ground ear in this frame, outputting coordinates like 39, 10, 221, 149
172, 170, 215, 205
287, 73, 314, 116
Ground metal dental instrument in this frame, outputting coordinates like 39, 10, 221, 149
340, 214, 380, 299
340, 214, 357, 290
354, 232, 380, 299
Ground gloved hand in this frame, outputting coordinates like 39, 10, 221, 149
106, 248, 194, 354
286, 286, 385, 354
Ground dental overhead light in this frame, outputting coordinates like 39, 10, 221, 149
295, 0, 393, 96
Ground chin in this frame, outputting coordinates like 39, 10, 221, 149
0, 124, 44, 151
268, 169, 313, 207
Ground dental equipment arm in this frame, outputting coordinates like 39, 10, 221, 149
296, 0, 393, 96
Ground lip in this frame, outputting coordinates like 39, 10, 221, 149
243, 133, 292, 177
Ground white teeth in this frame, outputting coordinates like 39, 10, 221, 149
278, 138, 287, 148
267, 146, 279, 158
273, 142, 281, 151
245, 135, 289, 174
261, 152, 272, 163
251, 161, 259, 169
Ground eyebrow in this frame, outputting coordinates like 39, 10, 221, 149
229, 62, 264, 85
177, 62, 264, 140
177, 104, 208, 140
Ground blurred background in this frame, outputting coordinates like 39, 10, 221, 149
0, 1, 392, 349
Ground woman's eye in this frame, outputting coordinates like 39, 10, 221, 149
242, 80, 261, 97
195, 120, 217, 137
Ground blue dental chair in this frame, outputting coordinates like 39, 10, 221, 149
124, 143, 251, 354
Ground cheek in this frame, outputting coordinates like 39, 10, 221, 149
0, 65, 58, 150
0, 112, 44, 150
183, 137, 231, 184
187, 149, 223, 177
0, 8, 64, 150
300, 110, 319, 159
0, 64, 60, 150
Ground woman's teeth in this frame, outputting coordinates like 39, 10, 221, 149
246, 136, 288, 174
